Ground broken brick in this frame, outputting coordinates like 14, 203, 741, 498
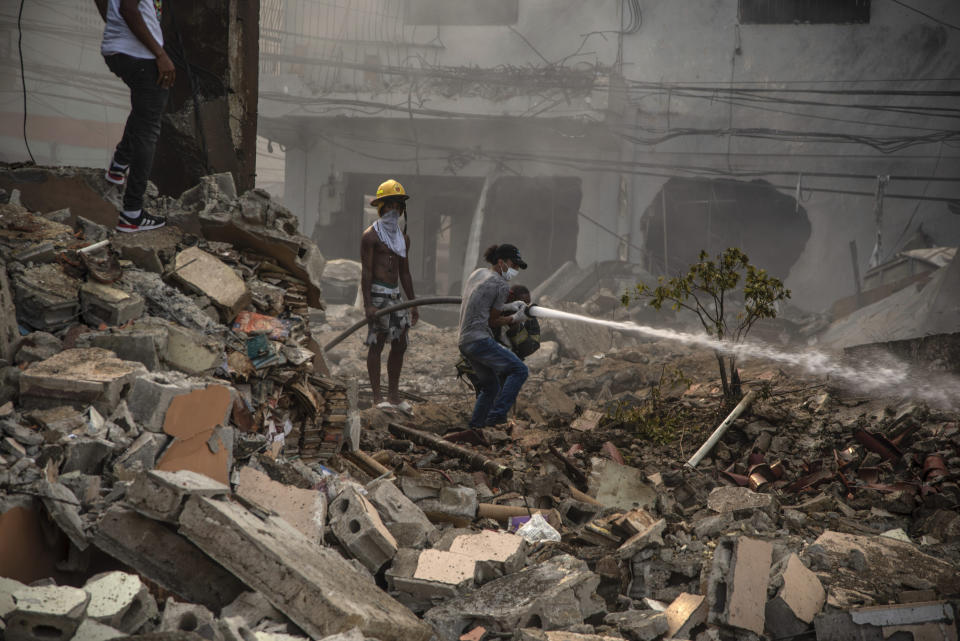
708, 536, 773, 636
171, 246, 251, 323
765, 553, 825, 639
19, 348, 146, 414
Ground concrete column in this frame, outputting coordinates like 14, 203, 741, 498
152, 0, 259, 198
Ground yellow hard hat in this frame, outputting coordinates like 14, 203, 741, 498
370, 179, 409, 206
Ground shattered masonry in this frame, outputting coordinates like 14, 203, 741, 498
0, 165, 959, 641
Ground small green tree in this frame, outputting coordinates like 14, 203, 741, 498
622, 248, 790, 404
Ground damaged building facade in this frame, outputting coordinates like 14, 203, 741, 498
0, 1, 259, 196
0, 2, 959, 641
259, 0, 960, 309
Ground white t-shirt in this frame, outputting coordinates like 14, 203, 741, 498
101, 0, 164, 59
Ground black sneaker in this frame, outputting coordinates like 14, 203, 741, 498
105, 159, 128, 185
116, 210, 166, 233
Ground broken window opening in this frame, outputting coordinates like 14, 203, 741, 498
739, 0, 870, 25
640, 177, 810, 282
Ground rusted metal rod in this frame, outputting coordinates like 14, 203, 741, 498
387, 422, 513, 480
345, 450, 392, 478
548, 444, 588, 489
685, 390, 757, 469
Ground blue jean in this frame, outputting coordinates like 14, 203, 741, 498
104, 54, 169, 212
460, 336, 529, 427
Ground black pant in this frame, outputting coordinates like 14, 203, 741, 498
104, 53, 169, 212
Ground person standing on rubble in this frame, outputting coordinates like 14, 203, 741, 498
458, 244, 531, 429
361, 179, 419, 414
96, 0, 173, 233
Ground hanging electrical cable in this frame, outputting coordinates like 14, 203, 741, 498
622, 0, 642, 34
18, 0, 36, 164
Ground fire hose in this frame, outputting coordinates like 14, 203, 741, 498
323, 296, 462, 352
322, 297, 550, 352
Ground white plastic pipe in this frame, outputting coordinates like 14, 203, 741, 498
78, 239, 110, 254
685, 390, 757, 469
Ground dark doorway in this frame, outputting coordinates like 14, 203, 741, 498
481, 176, 581, 288
641, 178, 811, 279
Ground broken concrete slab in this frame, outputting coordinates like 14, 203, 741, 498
92, 506, 246, 612
444, 530, 526, 583
424, 554, 605, 641
664, 593, 707, 639
61, 437, 115, 476
12, 263, 81, 332
589, 459, 657, 511
83, 571, 157, 634
80, 282, 145, 327
707, 536, 773, 636
220, 591, 287, 628
76, 326, 167, 371
162, 322, 223, 375
6, 584, 89, 641
814, 601, 957, 641
59, 472, 101, 509
1, 420, 43, 447
195, 212, 325, 309
27, 405, 85, 433
387, 548, 478, 611
418, 486, 479, 525
171, 247, 250, 322
603, 609, 669, 641
177, 495, 431, 641
366, 478, 437, 549
112, 433, 169, 481
19, 348, 146, 414
14, 331, 62, 365
329, 485, 399, 572
36, 480, 88, 551
128, 374, 231, 435
571, 409, 604, 432
518, 630, 622, 641
807, 530, 960, 598
156, 425, 233, 485
234, 466, 325, 544
126, 469, 230, 523
707, 486, 779, 520
616, 516, 666, 561
764, 553, 825, 639
157, 598, 219, 638
216, 616, 259, 641
70, 618, 125, 641
1, 576, 28, 619
528, 381, 577, 420
0, 259, 19, 363
110, 225, 183, 273
119, 269, 219, 332
414, 549, 476, 588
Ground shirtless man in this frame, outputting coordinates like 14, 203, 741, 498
361, 179, 419, 413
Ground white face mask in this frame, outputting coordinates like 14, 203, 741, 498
504, 267, 519, 281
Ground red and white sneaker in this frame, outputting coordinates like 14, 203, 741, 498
116, 210, 166, 233
105, 159, 129, 186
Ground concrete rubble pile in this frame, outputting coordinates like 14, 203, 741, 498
1, 165, 959, 641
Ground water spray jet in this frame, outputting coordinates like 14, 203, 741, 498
324, 298, 960, 409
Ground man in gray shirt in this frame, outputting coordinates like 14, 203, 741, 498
458, 244, 530, 429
